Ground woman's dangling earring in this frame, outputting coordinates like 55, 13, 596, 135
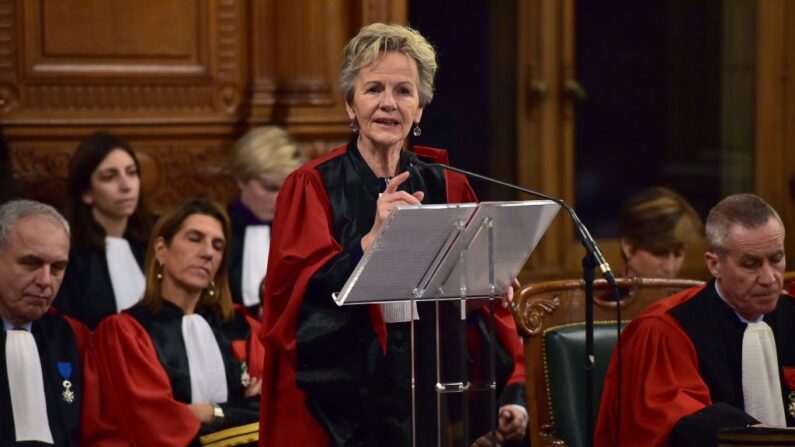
413, 123, 422, 137
156, 263, 163, 280
350, 120, 359, 133
208, 280, 216, 297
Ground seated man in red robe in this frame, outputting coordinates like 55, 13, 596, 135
0, 199, 90, 446
596, 194, 795, 447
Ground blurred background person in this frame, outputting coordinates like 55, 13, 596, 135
54, 131, 153, 329
85, 199, 263, 445
259, 23, 526, 447
227, 126, 305, 317
617, 186, 703, 279
596, 194, 794, 446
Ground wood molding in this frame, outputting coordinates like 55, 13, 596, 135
6, 0, 247, 121
756, 0, 795, 267
517, 0, 571, 280
513, 294, 560, 337
2, 0, 407, 210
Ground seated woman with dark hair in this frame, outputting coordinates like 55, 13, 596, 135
83, 199, 263, 446
55, 131, 154, 329
618, 186, 703, 279
227, 126, 305, 317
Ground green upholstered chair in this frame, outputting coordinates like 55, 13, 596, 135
512, 277, 704, 447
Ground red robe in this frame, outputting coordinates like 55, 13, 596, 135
258, 144, 525, 446
82, 304, 264, 446
595, 283, 795, 446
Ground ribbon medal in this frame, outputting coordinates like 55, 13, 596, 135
57, 361, 74, 404
231, 340, 251, 388
240, 362, 251, 388
784, 367, 795, 418
788, 393, 795, 419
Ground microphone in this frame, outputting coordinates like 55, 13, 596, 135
408, 153, 618, 289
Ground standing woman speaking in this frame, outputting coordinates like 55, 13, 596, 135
259, 23, 527, 447
55, 131, 153, 329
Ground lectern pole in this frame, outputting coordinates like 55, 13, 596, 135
486, 218, 498, 447
583, 253, 597, 447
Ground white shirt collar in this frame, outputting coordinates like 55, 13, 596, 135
714, 281, 764, 323
2, 317, 32, 332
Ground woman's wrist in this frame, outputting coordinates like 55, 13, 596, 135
361, 232, 374, 252
210, 404, 227, 428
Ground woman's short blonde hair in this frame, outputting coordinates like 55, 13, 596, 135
339, 23, 438, 108
228, 126, 304, 182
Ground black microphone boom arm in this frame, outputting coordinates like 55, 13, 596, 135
409, 156, 618, 288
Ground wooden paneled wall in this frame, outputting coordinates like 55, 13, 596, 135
1, 0, 406, 212
756, 0, 795, 267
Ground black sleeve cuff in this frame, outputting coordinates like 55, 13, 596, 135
499, 382, 526, 409
347, 237, 364, 264
670, 402, 758, 447
218, 396, 260, 427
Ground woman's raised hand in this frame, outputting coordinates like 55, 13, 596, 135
361, 171, 424, 252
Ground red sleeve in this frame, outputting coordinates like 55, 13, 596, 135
85, 314, 200, 445
445, 169, 478, 204
595, 307, 712, 446
243, 313, 264, 378
80, 341, 131, 446
62, 316, 89, 354
258, 167, 338, 447
492, 306, 525, 386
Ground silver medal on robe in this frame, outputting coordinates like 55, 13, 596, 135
788, 391, 795, 418
62, 380, 74, 403
241, 361, 251, 388
57, 362, 74, 404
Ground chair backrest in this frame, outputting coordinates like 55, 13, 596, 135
512, 277, 704, 447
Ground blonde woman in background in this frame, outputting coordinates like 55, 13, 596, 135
227, 127, 305, 317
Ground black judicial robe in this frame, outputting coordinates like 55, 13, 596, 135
227, 201, 271, 316
595, 282, 795, 447
0, 310, 89, 447
54, 236, 146, 329
84, 302, 264, 446
259, 142, 526, 447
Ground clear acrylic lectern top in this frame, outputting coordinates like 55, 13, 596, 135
333, 200, 560, 306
